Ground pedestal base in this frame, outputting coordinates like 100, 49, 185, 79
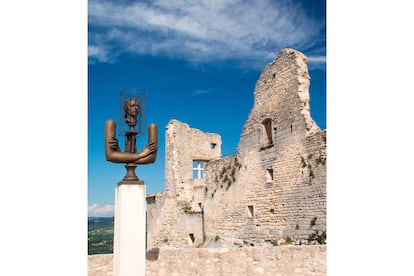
113, 181, 146, 276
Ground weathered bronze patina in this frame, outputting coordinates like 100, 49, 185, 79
105, 97, 158, 184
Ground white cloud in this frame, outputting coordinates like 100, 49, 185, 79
308, 55, 326, 63
193, 88, 213, 96
307, 55, 326, 70
88, 0, 325, 67
88, 45, 115, 64
88, 203, 114, 217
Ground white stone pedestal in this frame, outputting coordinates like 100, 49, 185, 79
113, 181, 146, 276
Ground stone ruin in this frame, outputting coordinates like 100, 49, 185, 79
146, 48, 326, 249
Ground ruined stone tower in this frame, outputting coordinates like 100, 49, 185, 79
146, 48, 326, 249
165, 120, 222, 205
146, 120, 221, 248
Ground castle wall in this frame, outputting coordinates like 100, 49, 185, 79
147, 48, 326, 248
146, 192, 204, 248
165, 119, 221, 202
146, 120, 222, 249
202, 49, 326, 245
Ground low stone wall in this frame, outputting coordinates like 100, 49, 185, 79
88, 245, 326, 276
88, 253, 113, 276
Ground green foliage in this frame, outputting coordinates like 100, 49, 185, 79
234, 242, 243, 248
317, 231, 326, 244
271, 240, 279, 246
88, 217, 114, 255
307, 230, 326, 244
231, 167, 236, 177
309, 169, 315, 179
220, 167, 226, 178
215, 156, 241, 192
281, 236, 293, 245
315, 155, 326, 166
234, 157, 241, 169
181, 201, 192, 213
295, 224, 300, 230
301, 156, 306, 168
214, 235, 221, 241
310, 217, 317, 227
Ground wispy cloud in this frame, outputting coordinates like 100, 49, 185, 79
88, 0, 325, 68
88, 203, 114, 217
193, 88, 213, 96
308, 55, 326, 62
307, 55, 326, 70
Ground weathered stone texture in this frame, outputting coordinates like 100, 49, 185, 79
202, 48, 326, 244
88, 254, 113, 276
147, 48, 326, 249
147, 120, 221, 249
146, 191, 203, 249
89, 246, 326, 276
165, 119, 222, 200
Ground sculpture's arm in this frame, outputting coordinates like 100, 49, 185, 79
136, 123, 158, 164
105, 120, 156, 163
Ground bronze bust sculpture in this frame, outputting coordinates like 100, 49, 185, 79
105, 97, 158, 183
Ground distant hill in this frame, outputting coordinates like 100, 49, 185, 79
88, 216, 114, 227
88, 216, 114, 221
88, 217, 114, 255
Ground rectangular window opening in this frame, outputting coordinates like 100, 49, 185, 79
189, 233, 195, 245
193, 160, 205, 179
146, 195, 156, 204
261, 119, 273, 148
247, 205, 254, 218
266, 168, 274, 183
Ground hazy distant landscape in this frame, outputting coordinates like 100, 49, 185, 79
88, 217, 114, 255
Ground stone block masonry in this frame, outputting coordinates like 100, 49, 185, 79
88, 245, 326, 276
146, 48, 326, 249
202, 48, 326, 245
147, 120, 221, 249
165, 119, 222, 201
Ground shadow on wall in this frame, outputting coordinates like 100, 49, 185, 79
146, 248, 160, 261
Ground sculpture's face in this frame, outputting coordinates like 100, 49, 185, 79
127, 99, 140, 116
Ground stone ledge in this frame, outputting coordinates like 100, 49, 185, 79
89, 245, 326, 276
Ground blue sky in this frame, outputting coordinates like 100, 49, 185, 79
88, 0, 326, 217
